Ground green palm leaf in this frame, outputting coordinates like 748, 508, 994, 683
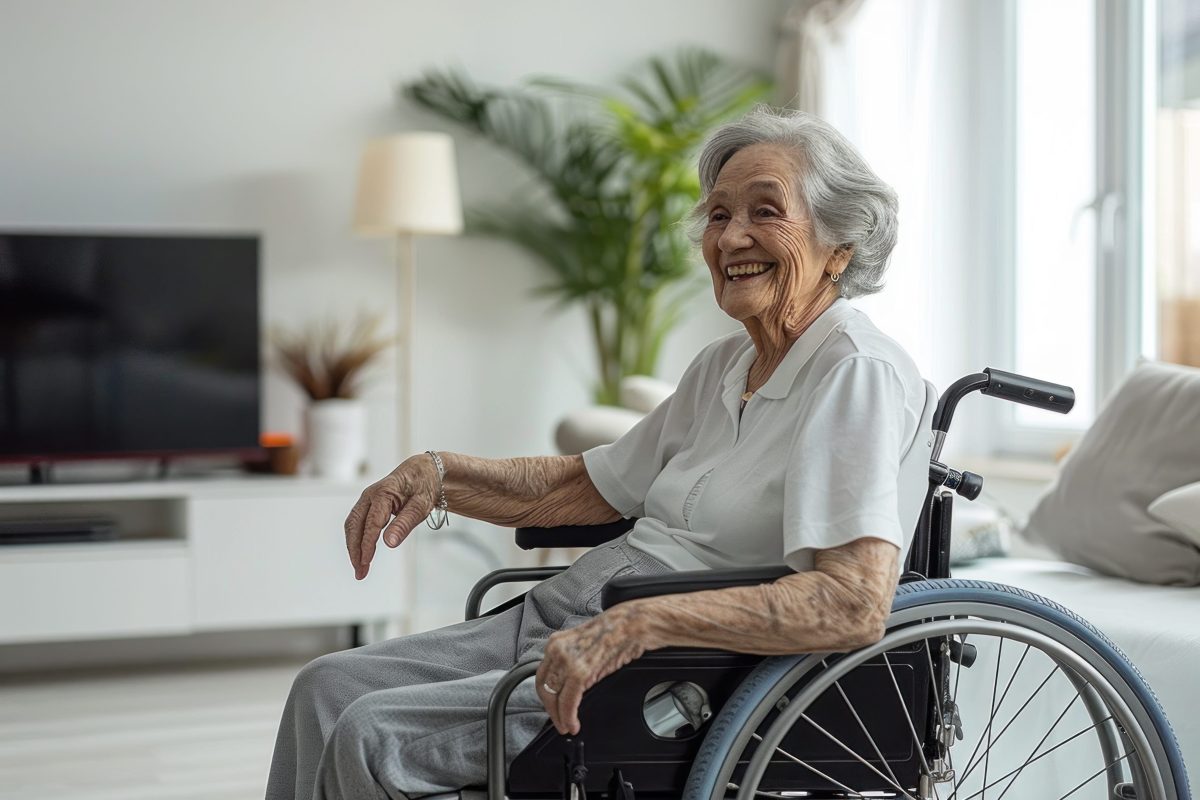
402, 48, 770, 403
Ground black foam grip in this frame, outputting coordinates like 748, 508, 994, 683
982, 368, 1075, 414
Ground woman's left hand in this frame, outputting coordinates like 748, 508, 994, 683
535, 604, 649, 735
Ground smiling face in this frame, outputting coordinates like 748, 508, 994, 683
701, 143, 845, 338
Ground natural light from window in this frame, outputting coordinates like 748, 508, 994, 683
1013, 0, 1096, 428
1156, 0, 1200, 369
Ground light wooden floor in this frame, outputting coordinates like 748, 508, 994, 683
0, 658, 307, 800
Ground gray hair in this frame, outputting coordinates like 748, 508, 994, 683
694, 106, 898, 299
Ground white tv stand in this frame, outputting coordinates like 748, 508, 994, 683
0, 475, 408, 646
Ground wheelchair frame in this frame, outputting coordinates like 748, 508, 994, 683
457, 369, 1188, 800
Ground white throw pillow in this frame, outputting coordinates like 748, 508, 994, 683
1148, 482, 1200, 548
1023, 361, 1200, 585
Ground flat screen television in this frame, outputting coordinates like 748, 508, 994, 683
0, 232, 261, 462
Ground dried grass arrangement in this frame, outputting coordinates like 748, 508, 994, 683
272, 312, 394, 401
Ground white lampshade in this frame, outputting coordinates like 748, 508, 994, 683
353, 132, 463, 236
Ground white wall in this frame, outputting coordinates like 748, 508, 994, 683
1, 2, 1012, 646
0, 0, 785, 639
0, 0, 776, 477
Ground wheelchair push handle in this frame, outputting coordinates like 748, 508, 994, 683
981, 368, 1075, 415
932, 368, 1075, 438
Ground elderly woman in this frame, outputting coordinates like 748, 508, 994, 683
266, 107, 932, 800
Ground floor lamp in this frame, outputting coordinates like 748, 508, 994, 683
353, 132, 463, 464
354, 133, 463, 636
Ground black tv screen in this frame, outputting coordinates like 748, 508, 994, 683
0, 232, 260, 461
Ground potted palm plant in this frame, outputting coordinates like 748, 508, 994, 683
404, 48, 769, 404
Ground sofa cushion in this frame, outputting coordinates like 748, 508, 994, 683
1022, 361, 1200, 585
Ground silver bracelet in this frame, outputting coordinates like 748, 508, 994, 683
425, 450, 449, 530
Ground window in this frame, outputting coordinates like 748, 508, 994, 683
1153, 0, 1200, 368
1011, 0, 1098, 430
988, 0, 1145, 457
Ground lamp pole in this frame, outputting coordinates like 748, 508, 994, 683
395, 231, 416, 463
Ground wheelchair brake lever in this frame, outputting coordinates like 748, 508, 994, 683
928, 461, 984, 501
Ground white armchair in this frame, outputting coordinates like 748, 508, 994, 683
554, 375, 676, 455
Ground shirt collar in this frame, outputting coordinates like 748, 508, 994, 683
721, 298, 857, 401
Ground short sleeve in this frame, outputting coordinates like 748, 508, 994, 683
581, 351, 708, 518
782, 356, 909, 570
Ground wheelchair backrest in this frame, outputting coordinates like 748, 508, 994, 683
903, 379, 944, 579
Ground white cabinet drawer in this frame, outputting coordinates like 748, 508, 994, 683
0, 542, 190, 644
189, 493, 406, 629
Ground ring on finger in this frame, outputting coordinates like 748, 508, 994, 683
542, 682, 560, 696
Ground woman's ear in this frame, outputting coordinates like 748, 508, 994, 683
826, 245, 855, 277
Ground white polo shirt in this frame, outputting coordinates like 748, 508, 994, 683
582, 299, 935, 573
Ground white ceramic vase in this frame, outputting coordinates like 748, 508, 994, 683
306, 399, 367, 481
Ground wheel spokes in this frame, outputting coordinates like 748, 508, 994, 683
730, 613, 1154, 800
795, 711, 920, 800
826, 656, 906, 791
1057, 752, 1134, 800
982, 638, 1003, 799
748, 732, 862, 797
882, 651, 934, 779
953, 659, 1062, 793
955, 716, 1117, 800
993, 692, 1082, 800
952, 644, 1050, 794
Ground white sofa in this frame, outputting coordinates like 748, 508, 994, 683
554, 376, 676, 455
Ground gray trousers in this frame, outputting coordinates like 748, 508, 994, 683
265, 537, 668, 800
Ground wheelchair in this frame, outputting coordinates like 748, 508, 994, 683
461, 368, 1191, 800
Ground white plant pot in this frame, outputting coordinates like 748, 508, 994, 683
306, 399, 367, 481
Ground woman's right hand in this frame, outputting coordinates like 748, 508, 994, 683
343, 454, 438, 580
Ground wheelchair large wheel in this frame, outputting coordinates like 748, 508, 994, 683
685, 579, 1190, 800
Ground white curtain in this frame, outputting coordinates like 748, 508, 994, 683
778, 0, 980, 401
775, 0, 866, 115
832, 0, 942, 378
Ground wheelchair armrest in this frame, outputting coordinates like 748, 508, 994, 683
600, 565, 795, 609
514, 518, 636, 550
466, 567, 568, 620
